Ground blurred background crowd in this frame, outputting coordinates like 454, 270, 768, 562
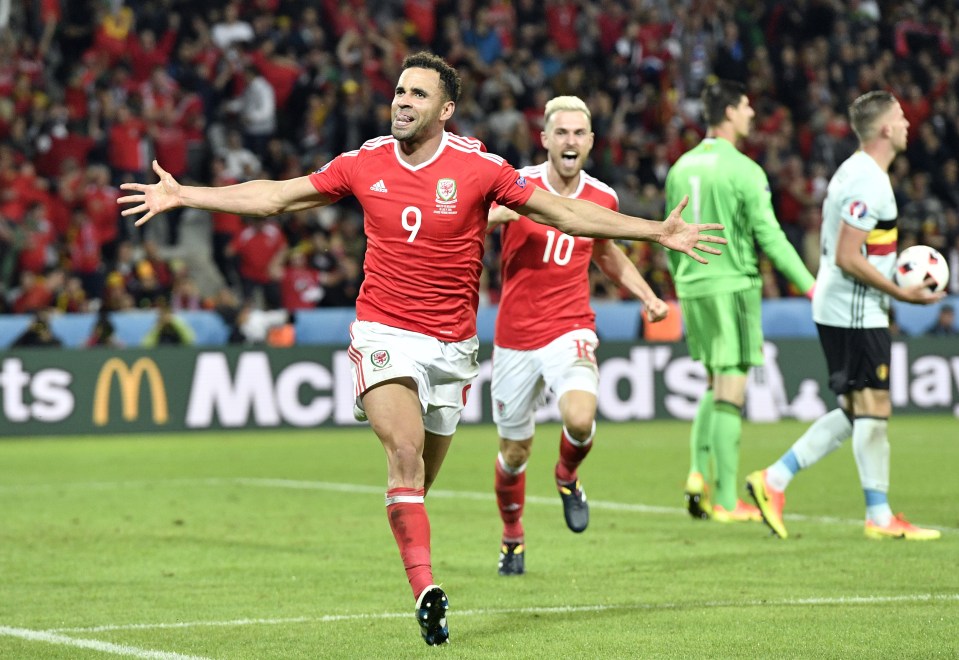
2, 0, 958, 332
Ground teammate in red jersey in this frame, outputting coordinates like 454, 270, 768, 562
118, 52, 725, 647
490, 96, 669, 576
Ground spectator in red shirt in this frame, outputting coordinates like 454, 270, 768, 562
208, 157, 244, 286
280, 248, 323, 310
56, 157, 87, 212
900, 83, 931, 143
545, 0, 579, 53
248, 40, 301, 109
13, 270, 64, 314
774, 154, 815, 254
82, 164, 122, 266
88, 3, 135, 67
16, 202, 57, 275
1, 162, 48, 222
33, 115, 97, 179
226, 217, 287, 309
63, 65, 92, 123
150, 108, 189, 244
405, 0, 438, 46
66, 207, 104, 300
127, 14, 180, 84
107, 104, 149, 185
139, 66, 179, 121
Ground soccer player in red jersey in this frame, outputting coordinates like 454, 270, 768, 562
489, 96, 670, 576
118, 52, 725, 646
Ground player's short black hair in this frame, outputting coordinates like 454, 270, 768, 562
401, 52, 462, 103
848, 90, 898, 142
701, 79, 747, 127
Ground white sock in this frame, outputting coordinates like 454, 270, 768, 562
866, 501, 893, 527
852, 417, 891, 524
765, 459, 794, 492
791, 408, 853, 470
767, 408, 852, 492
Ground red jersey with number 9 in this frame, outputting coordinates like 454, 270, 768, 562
495, 162, 619, 350
308, 132, 534, 341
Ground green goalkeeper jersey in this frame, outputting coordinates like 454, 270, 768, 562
664, 137, 815, 299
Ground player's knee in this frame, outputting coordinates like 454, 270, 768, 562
563, 414, 595, 442
500, 441, 530, 467
385, 442, 422, 473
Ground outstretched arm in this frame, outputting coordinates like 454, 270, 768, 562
118, 161, 332, 226
592, 240, 670, 322
514, 188, 726, 264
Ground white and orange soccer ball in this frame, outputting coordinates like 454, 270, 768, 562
894, 245, 949, 293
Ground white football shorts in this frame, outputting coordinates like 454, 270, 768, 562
348, 320, 480, 436
491, 328, 599, 440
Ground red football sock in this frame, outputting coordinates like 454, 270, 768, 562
494, 455, 526, 542
555, 425, 594, 484
385, 487, 433, 599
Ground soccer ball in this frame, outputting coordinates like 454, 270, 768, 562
894, 245, 949, 292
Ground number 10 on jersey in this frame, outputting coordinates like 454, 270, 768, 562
543, 230, 574, 265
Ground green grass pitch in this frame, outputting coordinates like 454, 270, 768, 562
0, 418, 956, 658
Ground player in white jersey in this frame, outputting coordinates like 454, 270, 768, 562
117, 53, 726, 646
813, 150, 900, 328
488, 96, 669, 576
746, 91, 944, 541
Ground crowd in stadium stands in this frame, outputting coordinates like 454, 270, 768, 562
1, 0, 958, 326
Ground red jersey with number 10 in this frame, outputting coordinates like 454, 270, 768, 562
308, 132, 535, 341
495, 162, 619, 350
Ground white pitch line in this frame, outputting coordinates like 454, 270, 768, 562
1, 477, 954, 532
0, 626, 213, 659
47, 593, 959, 635
233, 478, 957, 532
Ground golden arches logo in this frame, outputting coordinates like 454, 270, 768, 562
93, 357, 169, 426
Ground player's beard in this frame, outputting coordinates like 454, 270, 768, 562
391, 114, 422, 143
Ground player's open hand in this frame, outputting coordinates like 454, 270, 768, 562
644, 297, 670, 323
117, 160, 182, 226
659, 195, 726, 264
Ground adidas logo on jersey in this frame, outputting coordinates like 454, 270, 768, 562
370, 179, 388, 193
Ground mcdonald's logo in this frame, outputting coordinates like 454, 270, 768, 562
93, 357, 169, 426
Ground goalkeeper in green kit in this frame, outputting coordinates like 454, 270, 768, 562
665, 79, 815, 522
